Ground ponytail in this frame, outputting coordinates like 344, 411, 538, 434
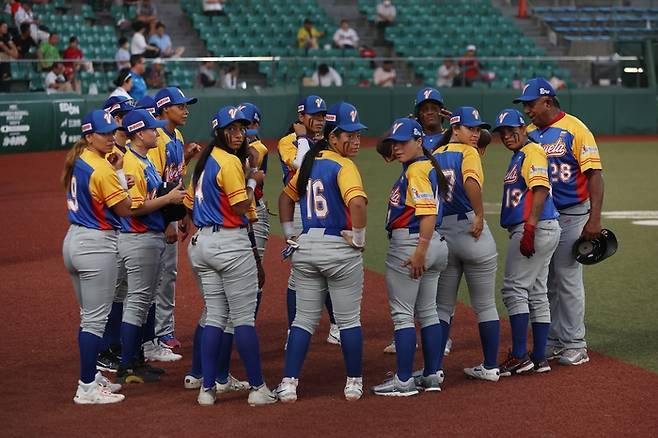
422, 146, 449, 199
296, 123, 336, 196
62, 137, 88, 190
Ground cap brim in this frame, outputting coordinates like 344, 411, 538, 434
150, 119, 168, 130
415, 98, 444, 108
463, 121, 491, 129
96, 125, 124, 133
492, 123, 522, 132
217, 116, 251, 129
340, 122, 367, 132
385, 133, 412, 142
513, 95, 539, 104
303, 109, 327, 115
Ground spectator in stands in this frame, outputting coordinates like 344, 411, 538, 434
456, 44, 481, 87
198, 60, 217, 87
110, 67, 133, 99
4, 0, 22, 17
45, 61, 75, 94
14, 1, 49, 44
115, 37, 131, 69
0, 20, 18, 81
149, 22, 184, 58
145, 57, 165, 88
15, 22, 37, 58
298, 18, 323, 50
436, 58, 459, 88
62, 36, 87, 80
376, 0, 396, 26
311, 63, 342, 87
373, 60, 396, 87
128, 54, 147, 99
222, 63, 238, 89
136, 0, 158, 35
37, 32, 60, 72
131, 21, 160, 58
549, 75, 567, 90
333, 19, 359, 49
203, 0, 226, 16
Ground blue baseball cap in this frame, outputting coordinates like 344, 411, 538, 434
492, 108, 526, 132
81, 109, 123, 134
449, 106, 491, 129
414, 87, 444, 108
154, 87, 198, 114
122, 109, 167, 135
385, 118, 423, 142
103, 96, 135, 117
513, 77, 556, 103
325, 102, 367, 132
135, 95, 156, 116
297, 95, 327, 114
238, 102, 262, 124
211, 106, 250, 130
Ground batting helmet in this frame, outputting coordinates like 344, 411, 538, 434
572, 229, 618, 265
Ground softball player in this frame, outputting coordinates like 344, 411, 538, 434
433, 107, 501, 381
63, 109, 131, 404
515, 78, 604, 366
116, 109, 186, 384
147, 87, 201, 354
277, 95, 340, 345
136, 95, 157, 116
372, 118, 449, 396
184, 106, 276, 407
492, 108, 561, 376
275, 102, 367, 402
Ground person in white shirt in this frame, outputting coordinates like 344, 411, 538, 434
333, 20, 359, 49
115, 37, 131, 70
109, 68, 133, 99
376, 0, 396, 25
222, 64, 238, 89
436, 58, 459, 88
311, 64, 342, 87
45, 62, 74, 94
130, 22, 160, 58
14, 2, 49, 43
373, 60, 396, 87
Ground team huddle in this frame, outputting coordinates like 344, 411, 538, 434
62, 76, 605, 406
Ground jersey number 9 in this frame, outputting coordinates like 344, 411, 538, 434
306, 179, 329, 219
67, 176, 79, 212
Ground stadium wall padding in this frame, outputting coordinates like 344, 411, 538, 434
0, 86, 655, 153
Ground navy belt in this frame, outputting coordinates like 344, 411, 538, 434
199, 224, 247, 232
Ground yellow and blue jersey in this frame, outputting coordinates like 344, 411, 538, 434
66, 148, 128, 230
148, 127, 187, 183
250, 138, 269, 203
184, 147, 249, 229
120, 147, 165, 233
433, 143, 484, 217
527, 112, 602, 210
277, 132, 299, 186
500, 143, 559, 229
284, 150, 367, 235
386, 157, 441, 232
422, 132, 444, 151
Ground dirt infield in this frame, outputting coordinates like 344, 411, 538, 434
1, 151, 657, 437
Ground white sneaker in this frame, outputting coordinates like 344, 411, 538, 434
327, 324, 341, 345
217, 374, 251, 393
444, 338, 453, 356
248, 384, 278, 406
344, 377, 363, 401
464, 364, 500, 382
559, 348, 590, 366
143, 340, 182, 362
275, 377, 298, 403
197, 386, 216, 406
74, 380, 125, 404
95, 372, 121, 393
184, 374, 202, 389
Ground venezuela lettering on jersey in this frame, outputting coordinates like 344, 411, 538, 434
120, 148, 165, 233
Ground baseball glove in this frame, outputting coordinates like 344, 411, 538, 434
157, 180, 186, 223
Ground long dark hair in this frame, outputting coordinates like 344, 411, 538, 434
193, 126, 249, 188
296, 123, 336, 196
433, 126, 452, 150
421, 145, 449, 198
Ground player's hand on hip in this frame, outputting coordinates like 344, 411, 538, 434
340, 230, 365, 251
470, 215, 484, 240
107, 152, 123, 170
125, 174, 136, 189
403, 251, 427, 279
165, 222, 178, 244
519, 223, 536, 258
581, 217, 602, 241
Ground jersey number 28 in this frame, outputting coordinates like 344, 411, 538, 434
306, 179, 328, 219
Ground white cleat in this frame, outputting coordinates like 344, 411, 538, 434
444, 338, 453, 356
248, 384, 278, 406
344, 377, 363, 401
197, 386, 216, 406
464, 364, 500, 382
184, 374, 202, 389
327, 324, 341, 345
143, 340, 182, 362
275, 377, 298, 403
74, 380, 125, 405
95, 372, 121, 393
217, 374, 251, 393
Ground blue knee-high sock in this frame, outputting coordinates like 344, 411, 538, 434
531, 322, 550, 362
254, 291, 262, 318
510, 313, 530, 358
101, 302, 123, 351
142, 304, 156, 344
478, 320, 500, 369
283, 326, 312, 378
340, 327, 362, 377
190, 324, 204, 377
437, 319, 451, 370
201, 325, 223, 389
286, 288, 296, 327
216, 332, 234, 384
325, 294, 336, 325
119, 322, 141, 368
234, 325, 264, 387
395, 327, 416, 381
79, 330, 102, 383
420, 323, 443, 376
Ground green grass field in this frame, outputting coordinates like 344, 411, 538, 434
262, 141, 658, 373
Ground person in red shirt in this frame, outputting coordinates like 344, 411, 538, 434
63, 36, 82, 80
456, 45, 481, 87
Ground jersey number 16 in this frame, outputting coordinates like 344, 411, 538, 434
306, 179, 329, 219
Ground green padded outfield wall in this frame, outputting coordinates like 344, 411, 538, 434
0, 86, 655, 153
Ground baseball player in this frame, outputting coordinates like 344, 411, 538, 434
275, 102, 368, 402
277, 95, 340, 346
371, 118, 449, 396
116, 109, 186, 384
63, 109, 131, 403
183, 106, 276, 407
514, 78, 604, 366
493, 108, 561, 376
136, 95, 157, 117
146, 87, 201, 354
433, 107, 501, 381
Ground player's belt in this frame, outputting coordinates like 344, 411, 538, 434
199, 224, 248, 232
387, 225, 442, 239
